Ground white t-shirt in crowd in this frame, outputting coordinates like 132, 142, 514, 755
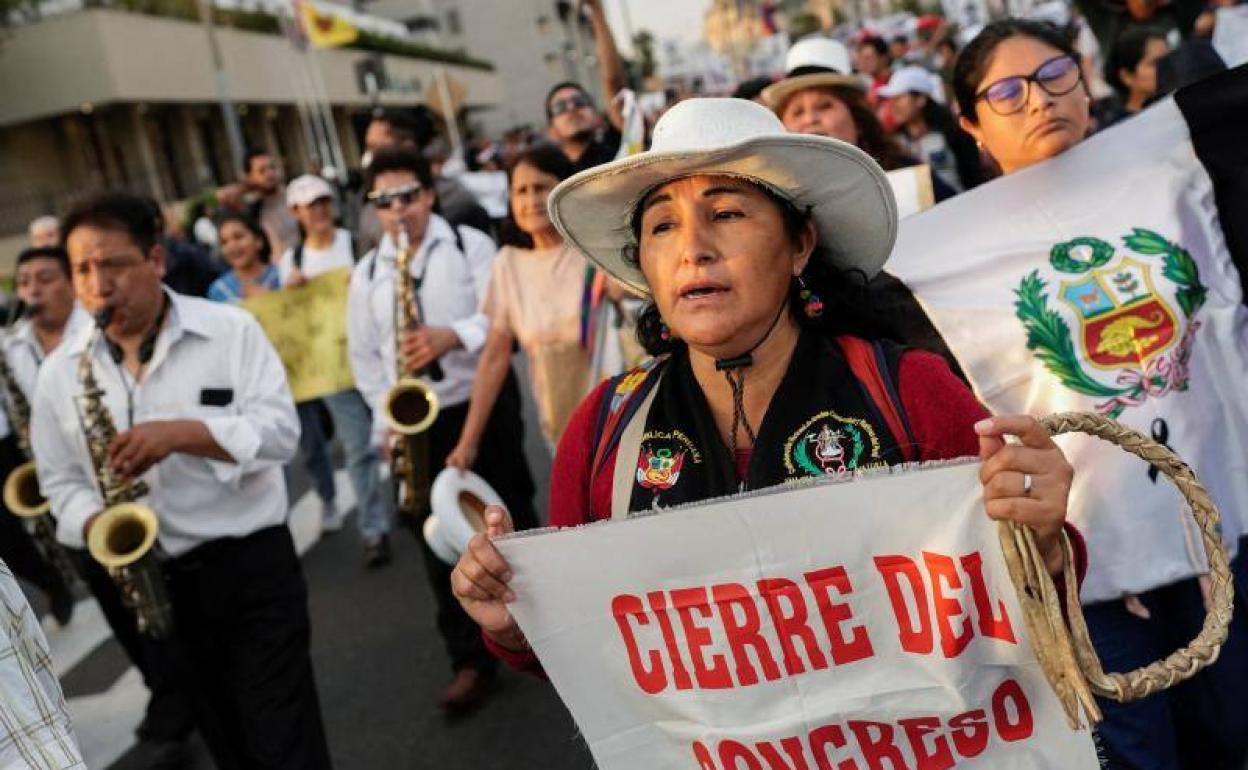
277, 228, 355, 284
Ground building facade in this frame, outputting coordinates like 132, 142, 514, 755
368, 0, 609, 141
0, 3, 500, 269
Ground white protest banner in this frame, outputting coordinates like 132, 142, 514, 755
887, 166, 937, 220
885, 68, 1248, 602
499, 463, 1099, 770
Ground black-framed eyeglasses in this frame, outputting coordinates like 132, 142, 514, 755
368, 183, 422, 210
549, 94, 592, 117
975, 54, 1082, 116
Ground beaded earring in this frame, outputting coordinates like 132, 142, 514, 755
659, 321, 672, 341
798, 276, 824, 319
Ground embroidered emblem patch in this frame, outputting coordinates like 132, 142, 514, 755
784, 412, 883, 477
1013, 229, 1206, 418
636, 430, 701, 491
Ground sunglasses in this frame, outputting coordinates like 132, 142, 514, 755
368, 183, 423, 210
975, 54, 1082, 116
549, 94, 592, 117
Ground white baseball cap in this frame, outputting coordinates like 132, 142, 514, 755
876, 65, 943, 100
547, 98, 897, 296
286, 174, 335, 207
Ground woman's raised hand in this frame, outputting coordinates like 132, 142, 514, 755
450, 505, 529, 652
975, 415, 1075, 576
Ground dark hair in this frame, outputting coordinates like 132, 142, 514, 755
215, 211, 272, 263
243, 148, 271, 175
369, 106, 435, 149
912, 97, 987, 189
544, 81, 590, 120
1105, 25, 1167, 97
62, 192, 161, 256
858, 36, 890, 59
732, 76, 774, 101
891, 35, 909, 46
364, 147, 435, 192
500, 144, 577, 248
953, 19, 1080, 123
831, 85, 912, 171
16, 246, 70, 278
625, 184, 890, 357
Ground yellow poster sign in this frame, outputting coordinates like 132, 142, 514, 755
243, 268, 355, 403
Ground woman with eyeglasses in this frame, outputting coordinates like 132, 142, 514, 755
952, 19, 1248, 770
952, 20, 1091, 176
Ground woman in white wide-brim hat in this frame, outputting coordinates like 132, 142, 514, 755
763, 37, 915, 174
451, 98, 1084, 668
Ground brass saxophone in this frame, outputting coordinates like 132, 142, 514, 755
79, 308, 173, 639
0, 313, 78, 590
384, 229, 440, 520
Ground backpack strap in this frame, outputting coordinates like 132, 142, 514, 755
452, 224, 465, 256
588, 357, 666, 503
836, 336, 918, 463
292, 241, 304, 271
611, 375, 663, 520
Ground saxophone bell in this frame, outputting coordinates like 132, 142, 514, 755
87, 502, 173, 639
382, 378, 439, 435
3, 461, 48, 518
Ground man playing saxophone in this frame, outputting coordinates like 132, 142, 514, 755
346, 147, 536, 711
3, 244, 200, 764
30, 193, 333, 770
0, 247, 81, 627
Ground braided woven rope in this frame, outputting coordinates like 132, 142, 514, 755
999, 412, 1233, 727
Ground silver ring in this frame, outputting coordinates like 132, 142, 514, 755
1022, 472, 1034, 497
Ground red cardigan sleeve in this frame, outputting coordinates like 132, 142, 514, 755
897, 349, 989, 461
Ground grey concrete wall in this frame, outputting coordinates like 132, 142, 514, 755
0, 8, 502, 128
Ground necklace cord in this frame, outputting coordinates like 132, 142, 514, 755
713, 296, 791, 466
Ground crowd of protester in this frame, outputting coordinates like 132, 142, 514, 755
2, 0, 1244, 767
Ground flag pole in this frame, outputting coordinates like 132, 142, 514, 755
304, 46, 350, 178
434, 66, 463, 161
198, 0, 246, 175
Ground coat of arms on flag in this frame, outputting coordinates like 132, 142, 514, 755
1013, 228, 1208, 418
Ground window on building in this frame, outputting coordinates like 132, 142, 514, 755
445, 8, 461, 35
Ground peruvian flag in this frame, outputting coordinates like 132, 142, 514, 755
886, 64, 1248, 603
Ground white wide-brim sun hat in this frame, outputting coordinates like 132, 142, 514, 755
760, 37, 867, 111
547, 98, 897, 296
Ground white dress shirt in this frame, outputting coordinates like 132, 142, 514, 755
347, 215, 494, 445
3, 305, 92, 403
30, 291, 299, 557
